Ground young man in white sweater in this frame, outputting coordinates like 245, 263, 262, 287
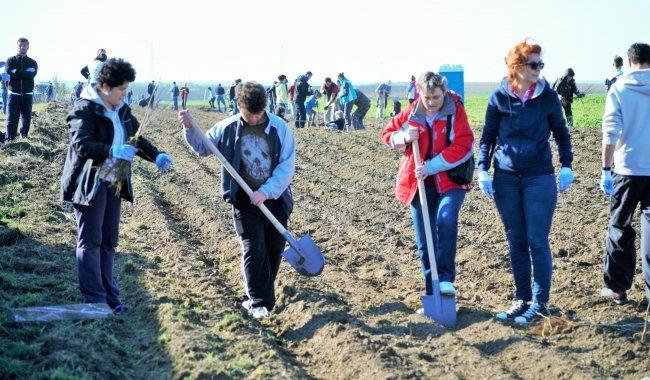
600, 42, 650, 306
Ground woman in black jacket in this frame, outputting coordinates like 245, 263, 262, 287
60, 58, 172, 313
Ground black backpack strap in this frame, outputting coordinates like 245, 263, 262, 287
445, 115, 452, 147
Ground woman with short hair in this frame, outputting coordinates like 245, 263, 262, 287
382, 71, 474, 314
61, 58, 173, 313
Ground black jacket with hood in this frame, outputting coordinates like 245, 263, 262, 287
5, 54, 38, 94
294, 75, 312, 103
553, 68, 580, 102
60, 86, 161, 205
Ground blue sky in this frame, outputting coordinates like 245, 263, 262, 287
3, 0, 649, 85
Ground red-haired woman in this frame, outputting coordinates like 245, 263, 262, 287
477, 38, 574, 323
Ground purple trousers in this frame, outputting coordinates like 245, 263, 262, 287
73, 181, 123, 308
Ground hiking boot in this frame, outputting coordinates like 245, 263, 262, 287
440, 282, 456, 296
601, 288, 629, 305
514, 302, 550, 324
496, 300, 529, 320
567, 116, 573, 127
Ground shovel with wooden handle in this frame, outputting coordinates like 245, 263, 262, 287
411, 137, 456, 325
189, 120, 325, 276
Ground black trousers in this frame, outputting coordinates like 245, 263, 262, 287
295, 99, 306, 128
6, 93, 33, 140
603, 173, 650, 301
233, 189, 288, 310
562, 100, 572, 117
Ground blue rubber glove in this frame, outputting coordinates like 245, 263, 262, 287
0, 73, 9, 81
111, 144, 138, 162
25, 68, 35, 73
558, 167, 574, 193
155, 153, 173, 172
600, 169, 615, 195
10, 69, 16, 73
477, 171, 494, 200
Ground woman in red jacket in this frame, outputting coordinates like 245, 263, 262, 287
382, 72, 474, 313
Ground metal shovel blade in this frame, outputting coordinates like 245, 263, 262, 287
281, 233, 325, 276
420, 280, 456, 325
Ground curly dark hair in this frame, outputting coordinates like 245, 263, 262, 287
96, 58, 136, 88
236, 81, 267, 113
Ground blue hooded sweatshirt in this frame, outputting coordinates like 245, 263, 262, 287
478, 77, 573, 176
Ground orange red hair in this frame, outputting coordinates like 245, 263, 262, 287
505, 38, 542, 86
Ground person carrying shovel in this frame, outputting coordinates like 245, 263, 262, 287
381, 72, 474, 319
178, 81, 296, 320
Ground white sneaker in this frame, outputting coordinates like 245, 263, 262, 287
249, 306, 270, 320
440, 282, 456, 296
416, 308, 425, 315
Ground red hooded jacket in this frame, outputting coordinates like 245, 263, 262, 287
381, 91, 474, 205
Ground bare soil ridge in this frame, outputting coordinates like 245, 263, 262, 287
0, 103, 648, 379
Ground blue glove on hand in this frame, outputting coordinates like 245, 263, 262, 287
155, 153, 173, 172
600, 169, 615, 195
477, 171, 494, 200
111, 144, 138, 162
558, 167, 574, 193
25, 68, 35, 73
10, 69, 16, 73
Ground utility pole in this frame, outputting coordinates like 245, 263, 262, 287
280, 43, 284, 74
150, 41, 154, 80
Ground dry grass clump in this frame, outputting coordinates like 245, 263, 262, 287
528, 315, 583, 337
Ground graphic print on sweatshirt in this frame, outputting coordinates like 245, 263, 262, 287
239, 125, 271, 191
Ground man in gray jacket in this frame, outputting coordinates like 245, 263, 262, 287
600, 42, 650, 306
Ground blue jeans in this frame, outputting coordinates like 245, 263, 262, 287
231, 98, 238, 115
216, 95, 226, 112
410, 186, 466, 294
493, 171, 557, 303
172, 96, 178, 110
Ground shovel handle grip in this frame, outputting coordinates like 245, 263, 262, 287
411, 138, 440, 282
189, 120, 288, 235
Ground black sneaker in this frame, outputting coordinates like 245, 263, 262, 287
601, 288, 628, 305
514, 302, 550, 324
496, 300, 529, 320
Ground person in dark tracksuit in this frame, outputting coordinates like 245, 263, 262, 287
4, 37, 38, 142
178, 81, 296, 320
351, 89, 371, 130
60, 58, 172, 313
552, 68, 584, 126
294, 71, 313, 128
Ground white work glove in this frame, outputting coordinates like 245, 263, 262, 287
477, 171, 494, 200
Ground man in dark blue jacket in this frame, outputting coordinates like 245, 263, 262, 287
4, 37, 38, 142
294, 71, 313, 128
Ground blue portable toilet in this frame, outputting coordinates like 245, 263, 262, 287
439, 64, 464, 101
